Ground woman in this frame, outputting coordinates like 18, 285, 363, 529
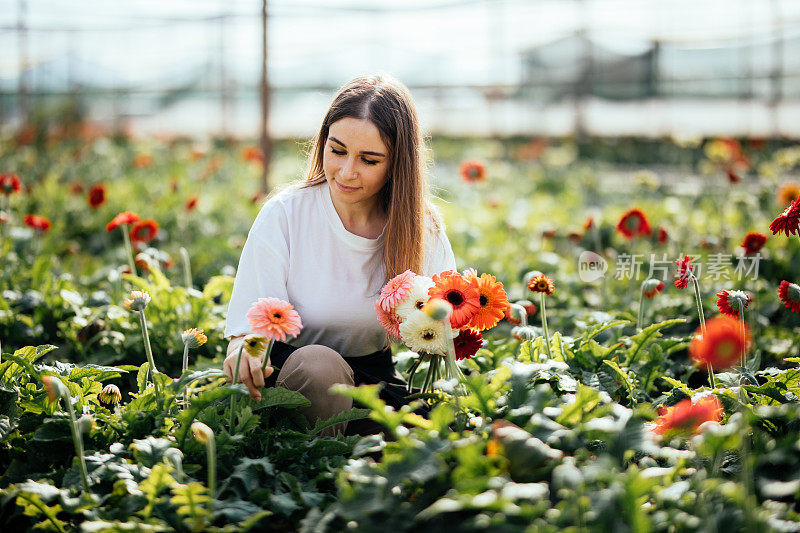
223, 75, 456, 436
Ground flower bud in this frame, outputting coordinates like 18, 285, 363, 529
191, 421, 214, 444
242, 334, 269, 358
77, 415, 97, 434
42, 375, 66, 403
123, 290, 151, 311
422, 298, 452, 321
181, 328, 208, 349
99, 383, 122, 405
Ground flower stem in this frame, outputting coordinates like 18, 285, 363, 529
540, 293, 552, 360
406, 357, 422, 394
739, 301, 747, 368
205, 435, 217, 498
120, 224, 137, 276
182, 344, 190, 375
180, 247, 192, 289
138, 310, 160, 398
63, 390, 90, 493
260, 339, 275, 372
230, 343, 245, 431
691, 274, 706, 336
636, 281, 647, 331
707, 362, 716, 389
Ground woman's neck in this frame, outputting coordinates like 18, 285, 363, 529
329, 190, 387, 239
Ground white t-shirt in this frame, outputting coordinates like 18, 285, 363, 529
224, 181, 457, 357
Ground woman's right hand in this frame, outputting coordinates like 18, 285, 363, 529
223, 336, 274, 402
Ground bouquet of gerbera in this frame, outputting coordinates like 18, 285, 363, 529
375, 269, 508, 395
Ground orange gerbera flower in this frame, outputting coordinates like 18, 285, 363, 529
428, 271, 481, 329
740, 232, 767, 255
459, 159, 486, 183
241, 146, 265, 164
246, 297, 303, 342
777, 182, 800, 206
652, 396, 723, 437
778, 280, 800, 313
106, 211, 140, 233
616, 208, 652, 240
689, 316, 749, 371
132, 153, 153, 168
467, 273, 509, 331
24, 214, 51, 233
130, 219, 159, 244
527, 274, 555, 295
88, 183, 106, 208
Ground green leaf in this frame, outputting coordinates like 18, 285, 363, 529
556, 384, 603, 426
602, 359, 638, 403
137, 463, 175, 519
68, 364, 126, 382
175, 384, 247, 446
310, 408, 371, 436
137, 362, 150, 394
32, 418, 72, 442
170, 482, 212, 531
659, 376, 693, 396
626, 319, 685, 365
249, 386, 312, 411
0, 414, 17, 441
168, 368, 226, 394
203, 275, 234, 302
130, 437, 176, 468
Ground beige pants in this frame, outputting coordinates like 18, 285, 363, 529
274, 345, 355, 437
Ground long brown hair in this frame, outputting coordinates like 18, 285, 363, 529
303, 75, 440, 279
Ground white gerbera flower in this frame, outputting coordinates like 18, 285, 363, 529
395, 275, 435, 320
399, 309, 457, 356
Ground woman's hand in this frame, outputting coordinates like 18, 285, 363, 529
223, 336, 274, 402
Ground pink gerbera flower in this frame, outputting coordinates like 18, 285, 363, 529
246, 297, 303, 342
377, 269, 416, 312
375, 300, 402, 339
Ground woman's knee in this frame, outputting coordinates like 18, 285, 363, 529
277, 344, 354, 387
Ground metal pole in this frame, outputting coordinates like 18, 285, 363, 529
260, 0, 271, 193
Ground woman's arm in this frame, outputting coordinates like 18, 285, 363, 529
223, 335, 273, 402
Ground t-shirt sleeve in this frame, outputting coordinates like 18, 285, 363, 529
423, 222, 457, 277
224, 199, 291, 339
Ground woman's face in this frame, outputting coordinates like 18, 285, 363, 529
323, 117, 390, 213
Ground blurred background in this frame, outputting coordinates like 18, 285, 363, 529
2, 0, 800, 140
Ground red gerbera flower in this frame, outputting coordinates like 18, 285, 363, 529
185, 196, 199, 211
428, 271, 481, 329
769, 196, 800, 237
725, 167, 740, 184
689, 316, 749, 371
70, 182, 84, 195
459, 159, 486, 183
130, 219, 159, 244
24, 214, 51, 233
527, 274, 555, 295
616, 208, 652, 240
241, 146, 265, 165
674, 255, 694, 290
657, 226, 668, 244
583, 216, 594, 231
740, 232, 767, 255
453, 328, 483, 360
88, 183, 106, 208
778, 280, 800, 313
652, 396, 723, 437
0, 173, 21, 196
106, 211, 140, 233
715, 290, 752, 317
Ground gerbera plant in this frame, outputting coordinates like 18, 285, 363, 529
107, 210, 140, 275
123, 290, 160, 398
740, 232, 767, 256
229, 334, 270, 430
652, 396, 723, 438
527, 273, 555, 359
458, 159, 487, 183
716, 289, 752, 365
245, 297, 303, 374
637, 278, 665, 331
675, 255, 706, 336
769, 196, 800, 239
616, 208, 652, 241
42, 376, 90, 494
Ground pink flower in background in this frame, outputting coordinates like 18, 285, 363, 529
377, 269, 415, 312
375, 300, 402, 339
246, 297, 303, 342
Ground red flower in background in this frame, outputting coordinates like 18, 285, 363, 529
778, 281, 800, 313
459, 160, 486, 183
528, 274, 555, 295
88, 184, 106, 208
24, 214, 51, 233
241, 146, 265, 165
715, 290, 752, 317
583, 216, 594, 231
657, 226, 668, 244
106, 211, 140, 233
453, 329, 483, 360
185, 196, 199, 211
132, 153, 153, 168
0, 173, 21, 196
643, 280, 665, 299
616, 208, 652, 240
674, 255, 695, 289
740, 232, 767, 255
652, 396, 723, 437
725, 167, 741, 184
689, 316, 749, 371
769, 197, 800, 237
70, 182, 84, 195
130, 219, 158, 244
